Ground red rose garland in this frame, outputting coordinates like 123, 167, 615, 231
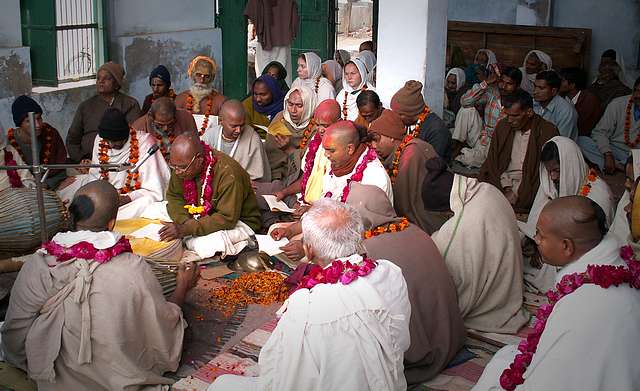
325, 147, 378, 202
499, 245, 640, 390
182, 142, 217, 219
42, 236, 132, 264
299, 132, 323, 203
291, 256, 378, 294
3, 148, 23, 188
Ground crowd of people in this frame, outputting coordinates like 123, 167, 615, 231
0, 42, 639, 391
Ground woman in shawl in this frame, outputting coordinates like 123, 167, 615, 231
322, 59, 343, 93
519, 50, 553, 94
346, 183, 466, 385
356, 50, 377, 76
334, 49, 351, 68
474, 48, 497, 67
444, 67, 468, 116
264, 85, 317, 182
242, 75, 285, 138
520, 136, 615, 292
336, 58, 373, 121
262, 61, 289, 94
432, 174, 530, 333
291, 52, 335, 105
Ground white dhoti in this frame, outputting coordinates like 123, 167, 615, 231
140, 201, 255, 260
255, 42, 292, 86
452, 107, 489, 168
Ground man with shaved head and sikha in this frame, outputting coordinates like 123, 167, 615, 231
202, 99, 270, 182
2, 180, 198, 390
474, 196, 640, 391
209, 199, 411, 391
161, 134, 261, 259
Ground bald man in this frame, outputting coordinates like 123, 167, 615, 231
132, 97, 198, 160
202, 99, 270, 181
2, 180, 198, 390
474, 196, 640, 391
162, 134, 261, 259
322, 120, 393, 203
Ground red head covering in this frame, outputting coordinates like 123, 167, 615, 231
314, 99, 341, 124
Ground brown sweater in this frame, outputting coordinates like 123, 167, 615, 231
574, 90, 604, 137
166, 150, 261, 236
478, 114, 559, 213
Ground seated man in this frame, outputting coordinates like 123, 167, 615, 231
473, 196, 640, 391
588, 49, 632, 110
521, 136, 615, 292
67, 62, 141, 162
432, 174, 530, 333
368, 109, 440, 233
519, 50, 552, 95
209, 199, 410, 391
58, 108, 170, 220
175, 55, 226, 136
390, 80, 451, 159
141, 65, 176, 114
533, 70, 579, 140
161, 134, 261, 259
354, 89, 384, 129
202, 100, 270, 182
8, 95, 67, 189
242, 75, 285, 137
444, 67, 468, 119
559, 67, 604, 137
1, 180, 197, 390
347, 183, 465, 385
322, 120, 393, 203
478, 90, 559, 213
132, 97, 198, 161
579, 76, 640, 174
0, 132, 35, 191
453, 65, 522, 168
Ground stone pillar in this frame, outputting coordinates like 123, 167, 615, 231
376, 0, 448, 117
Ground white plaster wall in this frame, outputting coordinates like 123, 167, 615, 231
0, 0, 22, 47
377, 0, 448, 116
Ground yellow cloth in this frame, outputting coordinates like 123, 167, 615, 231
304, 145, 331, 203
267, 118, 292, 136
243, 96, 271, 138
114, 218, 180, 259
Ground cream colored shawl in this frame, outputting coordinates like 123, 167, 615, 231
432, 175, 529, 333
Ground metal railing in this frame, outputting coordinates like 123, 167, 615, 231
55, 0, 98, 82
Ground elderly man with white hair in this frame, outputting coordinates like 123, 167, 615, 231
208, 199, 411, 391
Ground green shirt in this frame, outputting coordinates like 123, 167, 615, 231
166, 150, 262, 236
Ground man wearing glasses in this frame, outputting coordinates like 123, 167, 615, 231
160, 134, 261, 259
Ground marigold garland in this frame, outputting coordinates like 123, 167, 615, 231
210, 272, 288, 317
298, 119, 317, 150
314, 76, 321, 94
389, 134, 414, 183
99, 128, 141, 195
148, 89, 176, 108
409, 105, 432, 138
363, 217, 410, 239
342, 85, 367, 120
182, 142, 217, 219
623, 96, 640, 148
8, 125, 54, 165
3, 148, 23, 188
499, 245, 640, 390
153, 131, 176, 161
579, 168, 598, 197
186, 94, 213, 136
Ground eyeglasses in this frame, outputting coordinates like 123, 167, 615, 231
169, 153, 200, 173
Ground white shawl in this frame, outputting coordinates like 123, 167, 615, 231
283, 85, 317, 131
0, 144, 36, 191
337, 58, 373, 121
447, 67, 467, 91
432, 175, 529, 333
257, 256, 410, 391
474, 49, 497, 66
291, 52, 335, 105
520, 136, 615, 239
519, 50, 553, 94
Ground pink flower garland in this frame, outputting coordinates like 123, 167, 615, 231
299, 132, 322, 204
292, 256, 377, 294
183, 142, 217, 218
499, 245, 640, 390
325, 147, 379, 202
4, 149, 23, 188
42, 236, 132, 264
